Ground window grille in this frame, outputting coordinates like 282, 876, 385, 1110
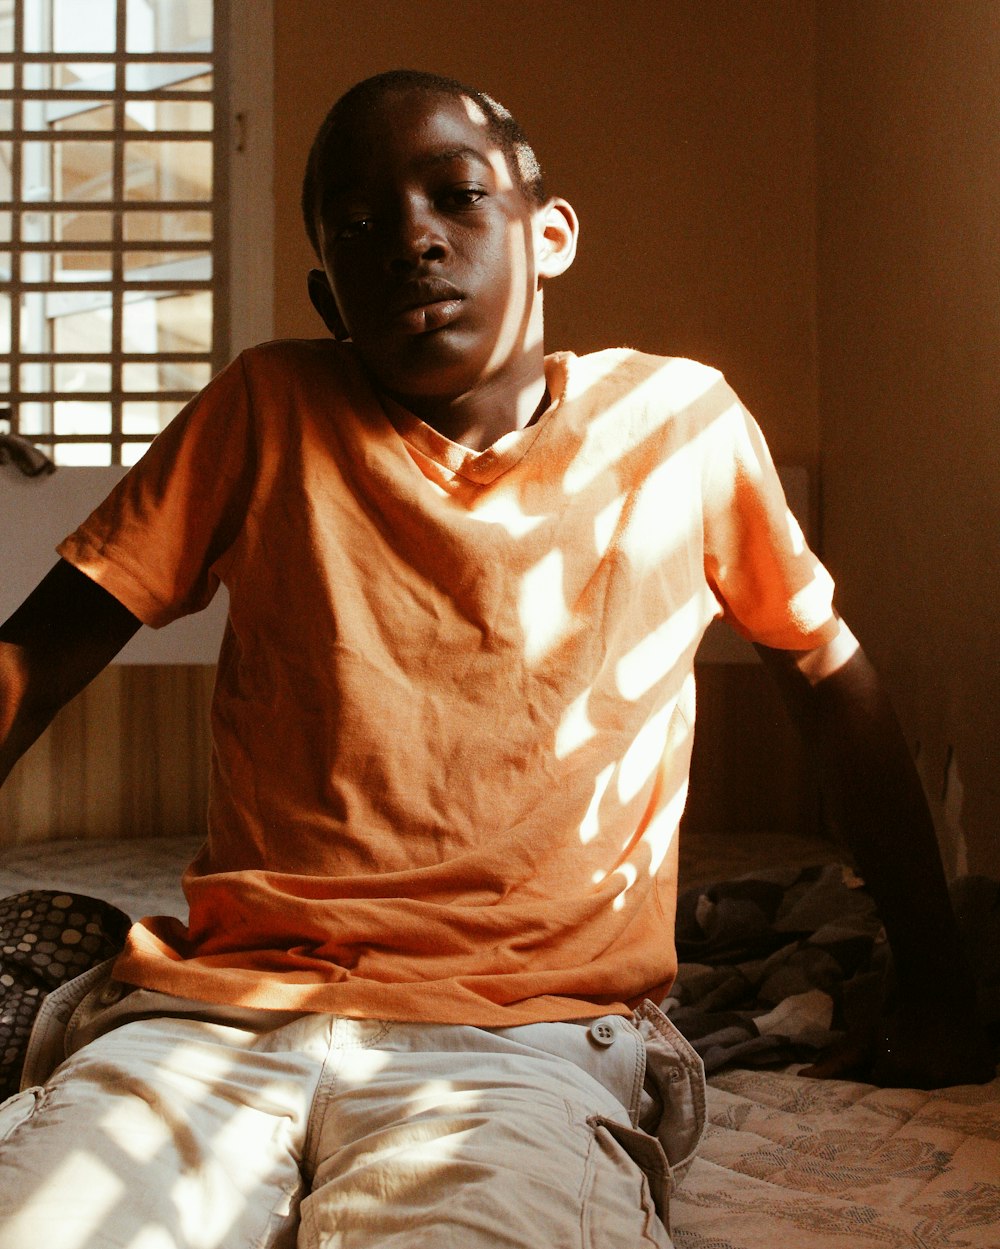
0, 0, 224, 466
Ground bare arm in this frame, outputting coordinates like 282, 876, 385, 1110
756, 619, 994, 1087
0, 559, 142, 788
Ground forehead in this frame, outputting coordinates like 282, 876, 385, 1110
320, 89, 514, 196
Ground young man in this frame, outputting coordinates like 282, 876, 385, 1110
0, 70, 991, 1249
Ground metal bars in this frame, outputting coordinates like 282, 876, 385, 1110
0, 0, 220, 465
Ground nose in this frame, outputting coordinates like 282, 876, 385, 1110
386, 198, 447, 272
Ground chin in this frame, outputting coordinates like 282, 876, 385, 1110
362, 338, 497, 400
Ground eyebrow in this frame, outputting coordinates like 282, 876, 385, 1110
415, 145, 494, 171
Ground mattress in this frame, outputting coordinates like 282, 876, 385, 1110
2, 835, 997, 1248
0, 834, 196, 920
674, 1066, 1000, 1248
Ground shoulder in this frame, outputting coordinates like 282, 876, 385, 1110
224, 339, 377, 429
554, 349, 736, 460
558, 348, 726, 415
237, 337, 359, 387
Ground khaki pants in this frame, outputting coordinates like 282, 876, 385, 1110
0, 962, 704, 1248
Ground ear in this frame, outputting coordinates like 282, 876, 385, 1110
534, 197, 579, 281
307, 268, 350, 341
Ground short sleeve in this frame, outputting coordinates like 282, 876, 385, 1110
57, 353, 256, 628
701, 384, 837, 650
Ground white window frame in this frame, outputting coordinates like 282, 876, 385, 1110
1, 0, 272, 665
223, 0, 271, 357
0, 0, 272, 467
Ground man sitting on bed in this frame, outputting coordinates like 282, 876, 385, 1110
0, 70, 991, 1249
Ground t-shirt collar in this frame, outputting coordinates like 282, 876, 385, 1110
377, 353, 572, 485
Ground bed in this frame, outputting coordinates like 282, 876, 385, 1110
1, 833, 998, 1248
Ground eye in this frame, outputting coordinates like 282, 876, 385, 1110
440, 186, 487, 209
334, 217, 376, 242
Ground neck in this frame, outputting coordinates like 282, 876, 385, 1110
396, 374, 549, 451
385, 352, 550, 452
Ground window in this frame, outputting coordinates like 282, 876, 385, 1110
0, 0, 225, 465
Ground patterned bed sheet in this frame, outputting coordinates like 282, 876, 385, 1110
2, 837, 998, 1248
675, 1065, 1000, 1248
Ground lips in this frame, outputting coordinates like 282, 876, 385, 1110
385, 279, 465, 334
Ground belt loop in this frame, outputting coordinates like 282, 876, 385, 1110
623, 1015, 648, 1127
632, 999, 707, 1187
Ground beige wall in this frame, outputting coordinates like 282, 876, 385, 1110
816, 2, 1000, 876
272, 0, 820, 465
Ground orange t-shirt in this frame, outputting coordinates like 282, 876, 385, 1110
59, 340, 837, 1024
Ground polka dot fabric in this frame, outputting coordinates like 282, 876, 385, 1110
0, 891, 131, 1101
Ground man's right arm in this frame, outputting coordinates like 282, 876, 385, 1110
0, 559, 142, 788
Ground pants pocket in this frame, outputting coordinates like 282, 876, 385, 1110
18, 957, 120, 1090
0, 1087, 43, 1144
584, 1116, 674, 1246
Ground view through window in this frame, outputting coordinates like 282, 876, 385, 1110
0, 0, 222, 465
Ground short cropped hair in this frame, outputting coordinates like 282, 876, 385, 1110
301, 69, 547, 257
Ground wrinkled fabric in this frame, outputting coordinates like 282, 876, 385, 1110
0, 974, 703, 1249
667, 865, 1000, 1073
59, 341, 836, 1021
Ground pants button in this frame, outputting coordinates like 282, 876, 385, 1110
97, 980, 125, 1006
589, 1019, 617, 1046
